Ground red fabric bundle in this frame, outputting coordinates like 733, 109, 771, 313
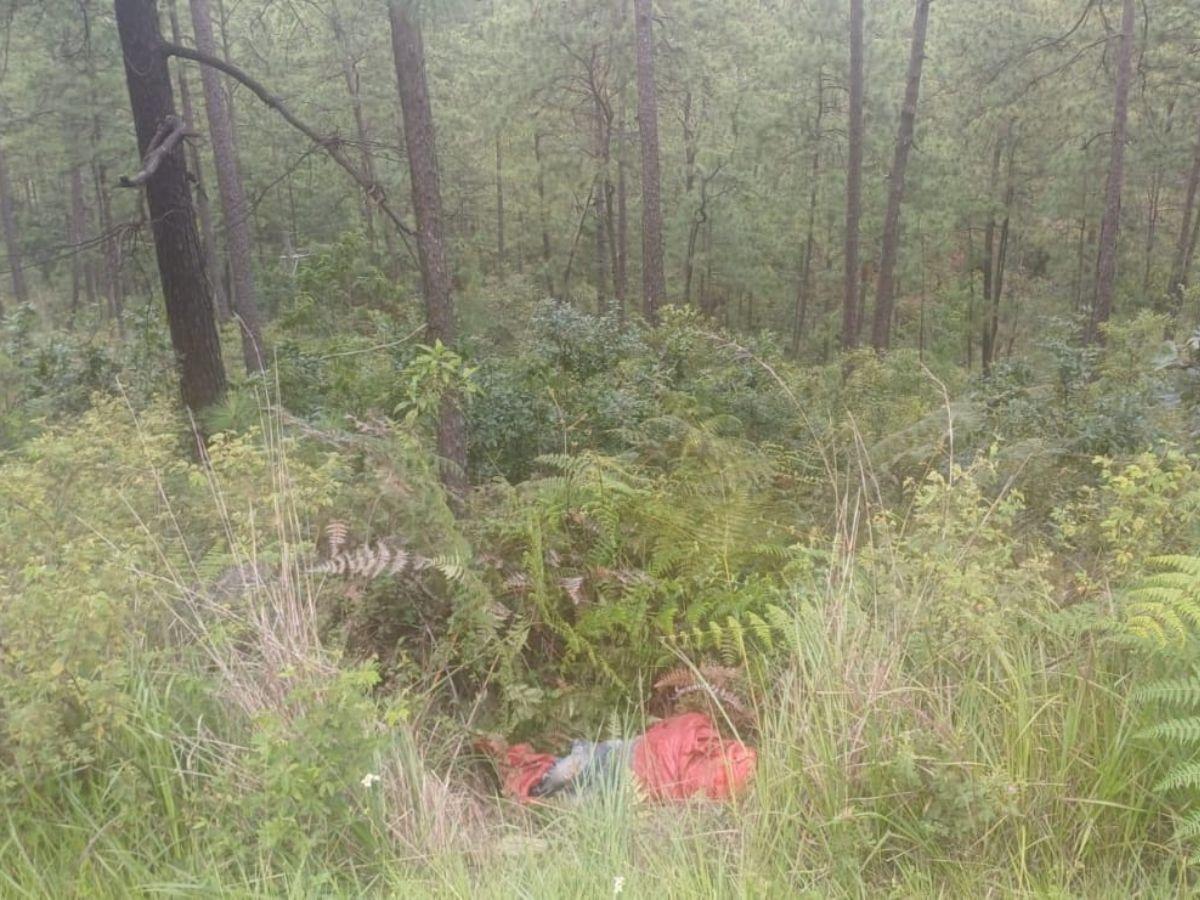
631, 712, 756, 801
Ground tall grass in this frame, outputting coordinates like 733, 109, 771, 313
0, 386, 1187, 897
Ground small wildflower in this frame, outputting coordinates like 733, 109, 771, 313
613, 875, 625, 895
361, 772, 381, 789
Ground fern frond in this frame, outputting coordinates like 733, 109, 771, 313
1155, 760, 1200, 793
1133, 676, 1200, 708
310, 539, 439, 579
1138, 718, 1200, 744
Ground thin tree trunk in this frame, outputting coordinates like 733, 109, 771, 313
792, 67, 824, 357
633, 0, 665, 323
189, 0, 265, 372
1074, 168, 1088, 312
113, 0, 226, 412
871, 0, 931, 352
495, 131, 505, 274
981, 133, 1003, 373
842, 0, 865, 350
168, 0, 228, 321
1089, 0, 1136, 342
1144, 168, 1161, 300
1168, 112, 1200, 315
592, 93, 611, 312
69, 165, 89, 324
388, 0, 468, 498
615, 89, 629, 322
0, 142, 28, 310
534, 131, 553, 296
331, 0, 394, 265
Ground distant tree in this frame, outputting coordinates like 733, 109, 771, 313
633, 0, 665, 323
388, 0, 468, 497
1168, 112, 1200, 315
1088, 0, 1135, 342
842, 0, 864, 350
871, 0, 932, 352
0, 141, 28, 310
113, 0, 226, 412
188, 0, 265, 371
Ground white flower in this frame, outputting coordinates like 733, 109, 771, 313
612, 876, 625, 895
361, 772, 382, 789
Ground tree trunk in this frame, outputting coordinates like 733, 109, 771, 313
69, 165, 90, 323
388, 0, 468, 498
330, 0, 396, 267
168, 0, 228, 321
792, 67, 824, 357
871, 0, 931, 352
0, 141, 28, 310
842, 0, 865, 350
1089, 0, 1135, 342
1168, 113, 1200, 315
189, 0, 265, 372
113, 0, 226, 412
592, 94, 611, 312
534, 131, 553, 296
980, 132, 1003, 373
1144, 168, 1161, 301
633, 0, 665, 323
495, 131, 505, 274
615, 89, 629, 323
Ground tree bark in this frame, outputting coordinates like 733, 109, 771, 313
69, 165, 90, 323
615, 89, 629, 322
633, 0, 665, 323
329, 0, 397, 268
1088, 0, 1135, 342
388, 0, 468, 498
592, 92, 612, 313
168, 0, 228, 321
189, 0, 265, 372
113, 0, 226, 412
842, 0, 865, 350
495, 131, 506, 274
1168, 112, 1200, 314
0, 141, 28, 310
534, 131, 553, 296
871, 0, 931, 352
792, 67, 824, 357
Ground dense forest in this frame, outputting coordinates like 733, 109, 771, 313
3, 0, 1200, 894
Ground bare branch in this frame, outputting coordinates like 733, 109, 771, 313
119, 115, 193, 187
161, 40, 416, 242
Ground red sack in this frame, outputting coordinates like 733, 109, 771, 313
631, 712, 756, 801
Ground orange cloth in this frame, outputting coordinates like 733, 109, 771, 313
631, 712, 756, 801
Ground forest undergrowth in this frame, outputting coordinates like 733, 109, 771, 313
3, 285, 1200, 897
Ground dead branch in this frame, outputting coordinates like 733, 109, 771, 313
119, 115, 193, 187
161, 41, 416, 244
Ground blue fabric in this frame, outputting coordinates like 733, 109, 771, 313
530, 738, 639, 797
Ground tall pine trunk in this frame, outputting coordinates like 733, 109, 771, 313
871, 0, 931, 352
388, 0, 468, 498
792, 68, 824, 357
113, 0, 226, 412
0, 142, 28, 310
842, 0, 865, 350
1168, 113, 1200, 315
534, 131, 554, 296
189, 0, 266, 371
633, 0, 665, 323
168, 0, 228, 321
1088, 0, 1135, 342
